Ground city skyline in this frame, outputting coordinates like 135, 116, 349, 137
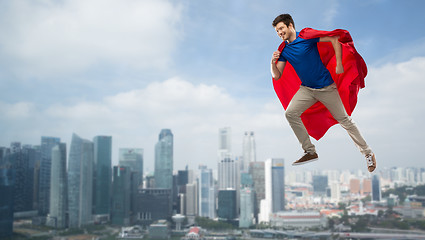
1, 1, 425, 173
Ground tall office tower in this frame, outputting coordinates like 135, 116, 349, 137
372, 175, 382, 202
0, 168, 14, 238
330, 181, 341, 203
199, 166, 215, 219
93, 136, 112, 217
47, 143, 68, 228
6, 144, 34, 213
217, 189, 237, 220
119, 148, 143, 186
218, 127, 232, 160
185, 182, 198, 223
0, 147, 8, 165
264, 158, 285, 214
111, 166, 131, 226
239, 187, 255, 228
249, 161, 265, 222
312, 175, 328, 196
218, 157, 239, 190
241, 131, 256, 173
154, 129, 173, 189
39, 136, 60, 215
68, 133, 94, 228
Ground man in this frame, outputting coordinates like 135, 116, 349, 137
270, 14, 376, 172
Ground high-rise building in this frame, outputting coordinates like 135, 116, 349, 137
111, 166, 131, 226
372, 175, 382, 202
330, 181, 341, 203
47, 143, 68, 228
312, 175, 328, 196
39, 136, 60, 215
217, 189, 237, 220
218, 127, 231, 155
264, 158, 285, 214
185, 182, 198, 221
239, 187, 255, 228
6, 144, 35, 213
0, 167, 14, 238
154, 129, 173, 189
119, 148, 143, 186
249, 161, 265, 222
363, 178, 372, 195
218, 157, 239, 190
93, 136, 112, 217
241, 131, 256, 173
199, 166, 215, 219
134, 188, 172, 225
350, 178, 361, 195
68, 133, 94, 228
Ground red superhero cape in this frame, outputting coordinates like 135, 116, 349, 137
273, 28, 367, 140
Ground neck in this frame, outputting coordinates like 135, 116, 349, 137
287, 30, 297, 43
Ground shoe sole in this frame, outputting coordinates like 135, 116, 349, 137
292, 157, 319, 166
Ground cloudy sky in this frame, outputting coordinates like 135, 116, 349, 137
1, 0, 425, 174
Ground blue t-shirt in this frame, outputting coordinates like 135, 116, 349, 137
278, 32, 333, 89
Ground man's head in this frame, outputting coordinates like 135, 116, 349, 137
273, 14, 296, 42
272, 14, 295, 29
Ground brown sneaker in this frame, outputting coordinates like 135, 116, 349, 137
292, 152, 318, 166
366, 153, 376, 172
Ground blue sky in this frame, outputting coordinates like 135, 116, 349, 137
1, 0, 425, 173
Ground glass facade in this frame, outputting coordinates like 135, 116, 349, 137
217, 189, 237, 220
154, 129, 173, 189
0, 168, 14, 238
93, 136, 112, 215
39, 137, 60, 215
372, 175, 381, 202
111, 166, 131, 226
68, 133, 94, 228
199, 166, 215, 219
119, 148, 143, 186
47, 143, 67, 228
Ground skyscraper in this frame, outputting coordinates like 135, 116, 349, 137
239, 187, 255, 228
249, 161, 265, 222
0, 167, 14, 238
312, 175, 328, 196
93, 136, 112, 217
119, 148, 143, 186
241, 131, 256, 173
154, 129, 173, 189
199, 166, 215, 219
111, 166, 131, 226
372, 175, 382, 202
68, 133, 94, 228
218, 127, 231, 160
266, 158, 285, 213
47, 143, 67, 228
39, 136, 60, 215
6, 143, 34, 213
217, 189, 237, 220
218, 157, 239, 190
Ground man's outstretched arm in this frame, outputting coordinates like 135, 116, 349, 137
320, 36, 344, 74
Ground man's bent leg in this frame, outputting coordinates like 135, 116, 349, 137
285, 86, 317, 153
317, 84, 372, 155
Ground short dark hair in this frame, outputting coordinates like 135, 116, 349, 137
272, 14, 295, 29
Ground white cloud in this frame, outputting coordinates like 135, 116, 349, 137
0, 0, 183, 79
1, 57, 425, 172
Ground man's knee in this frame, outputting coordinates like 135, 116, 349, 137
285, 108, 300, 121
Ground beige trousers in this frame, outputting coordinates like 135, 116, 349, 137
285, 83, 372, 155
